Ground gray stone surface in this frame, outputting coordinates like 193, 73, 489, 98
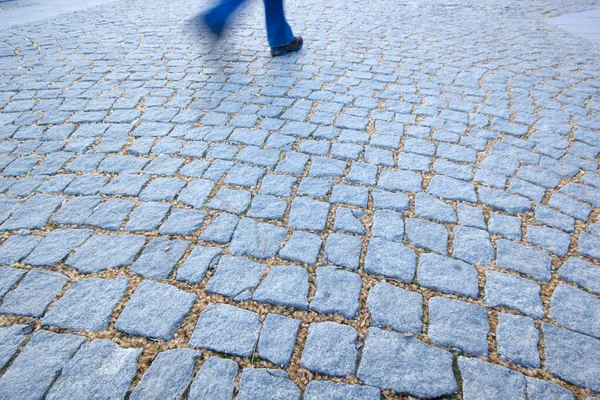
310, 266, 362, 319
304, 381, 381, 400
43, 276, 128, 332
206, 255, 267, 301
496, 313, 540, 368
543, 323, 600, 391
130, 349, 200, 400
25, 229, 93, 266
453, 226, 494, 265
229, 218, 287, 259
428, 296, 489, 356
364, 237, 416, 281
459, 357, 526, 400
0, 330, 85, 400
46, 339, 142, 400
0, 0, 599, 395
0, 268, 68, 317
237, 368, 301, 400
358, 328, 457, 398
0, 234, 41, 265
367, 281, 423, 334
188, 356, 238, 400
66, 234, 146, 273
558, 257, 600, 294
526, 377, 574, 400
176, 245, 222, 284
301, 321, 358, 377
257, 313, 300, 366
115, 280, 196, 340
484, 270, 544, 318
496, 239, 552, 282
549, 284, 600, 339
0, 324, 31, 370
417, 253, 479, 298
130, 237, 189, 279
189, 303, 261, 357
0, 266, 26, 299
253, 265, 309, 309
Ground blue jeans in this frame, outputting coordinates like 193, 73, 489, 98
205, 0, 294, 47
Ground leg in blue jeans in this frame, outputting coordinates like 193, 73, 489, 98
263, 0, 294, 47
204, 0, 294, 47
203, 0, 248, 37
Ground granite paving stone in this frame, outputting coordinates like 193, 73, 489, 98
459, 357, 526, 400
324, 233, 362, 270
428, 296, 489, 356
417, 253, 479, 298
237, 368, 301, 400
543, 323, 600, 392
279, 230, 322, 265
257, 313, 300, 366
358, 328, 457, 397
301, 321, 358, 377
496, 239, 552, 282
550, 284, 600, 339
42, 276, 128, 332
253, 265, 309, 309
205, 255, 266, 301
310, 266, 362, 319
0, 194, 65, 230
125, 202, 171, 232
0, 324, 31, 370
405, 218, 449, 255
526, 225, 571, 257
66, 234, 146, 273
0, 269, 68, 317
25, 229, 92, 266
175, 245, 222, 284
367, 281, 422, 333
159, 208, 208, 235
140, 177, 187, 201
208, 187, 252, 214
46, 339, 142, 400
526, 377, 574, 400
189, 303, 261, 357
558, 257, 600, 294
371, 210, 404, 242
0, 331, 85, 400
288, 197, 331, 231
496, 313, 540, 368
130, 237, 189, 279
229, 218, 287, 259
115, 280, 196, 340
304, 381, 381, 400
130, 349, 200, 400
453, 226, 494, 265
0, 234, 41, 265
199, 213, 239, 243
364, 237, 417, 281
188, 356, 238, 400
484, 270, 544, 318
0, 266, 27, 299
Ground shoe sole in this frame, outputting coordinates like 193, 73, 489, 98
270, 37, 303, 57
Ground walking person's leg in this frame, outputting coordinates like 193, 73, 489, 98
263, 0, 303, 56
203, 0, 248, 37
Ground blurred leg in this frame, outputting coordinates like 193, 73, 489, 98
262, 0, 294, 47
203, 0, 248, 36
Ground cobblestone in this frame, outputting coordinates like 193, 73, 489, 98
0, 0, 599, 396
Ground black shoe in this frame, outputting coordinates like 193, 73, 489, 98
270, 36, 303, 57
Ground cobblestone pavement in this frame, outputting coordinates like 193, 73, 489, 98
0, 0, 600, 398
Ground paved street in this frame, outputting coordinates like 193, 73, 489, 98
0, 0, 600, 398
